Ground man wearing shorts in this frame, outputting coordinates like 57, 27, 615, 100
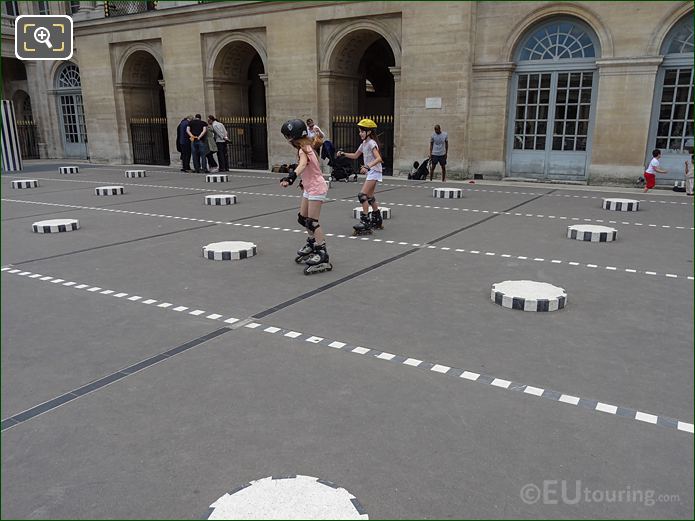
429, 124, 448, 182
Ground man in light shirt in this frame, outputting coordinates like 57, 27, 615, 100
429, 124, 449, 182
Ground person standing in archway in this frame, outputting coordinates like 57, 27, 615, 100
176, 115, 192, 172
187, 114, 209, 173
337, 118, 384, 235
429, 124, 448, 182
208, 115, 230, 172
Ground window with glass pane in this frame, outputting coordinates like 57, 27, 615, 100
520, 22, 595, 60
5, 1, 19, 16
552, 72, 593, 151
58, 65, 81, 88
38, 1, 49, 15
513, 73, 551, 150
655, 68, 694, 151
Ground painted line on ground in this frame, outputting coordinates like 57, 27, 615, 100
3, 198, 692, 282
2, 266, 692, 435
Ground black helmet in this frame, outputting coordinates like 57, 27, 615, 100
281, 119, 308, 141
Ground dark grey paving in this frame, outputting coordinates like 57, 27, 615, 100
1, 163, 692, 520
1, 328, 691, 519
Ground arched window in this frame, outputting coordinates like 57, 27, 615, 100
649, 15, 693, 166
519, 21, 596, 60
508, 18, 600, 181
57, 64, 82, 89
55, 63, 88, 158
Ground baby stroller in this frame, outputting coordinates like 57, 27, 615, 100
408, 158, 430, 180
323, 141, 358, 182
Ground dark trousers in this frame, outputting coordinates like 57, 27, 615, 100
179, 142, 191, 171
191, 140, 208, 172
206, 151, 218, 168
216, 142, 229, 171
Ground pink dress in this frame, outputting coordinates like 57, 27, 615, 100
299, 146, 328, 196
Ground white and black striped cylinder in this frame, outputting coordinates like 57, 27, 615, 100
205, 194, 237, 205
95, 186, 125, 196
11, 179, 39, 189
491, 280, 567, 312
32, 218, 80, 234
125, 170, 146, 178
433, 187, 462, 199
59, 166, 79, 174
206, 174, 229, 183
602, 198, 639, 212
566, 224, 617, 242
202, 241, 257, 260
352, 207, 391, 219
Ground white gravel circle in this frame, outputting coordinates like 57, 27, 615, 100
207, 475, 368, 520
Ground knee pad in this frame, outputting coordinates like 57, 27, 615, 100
305, 217, 320, 232
357, 192, 369, 203
297, 213, 307, 227
367, 196, 376, 205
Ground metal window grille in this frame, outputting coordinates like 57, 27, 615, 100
38, 1, 50, 15
520, 21, 595, 60
16, 120, 39, 159
130, 116, 169, 165
552, 72, 593, 151
331, 115, 394, 175
656, 68, 694, 152
58, 64, 81, 88
513, 73, 551, 150
666, 20, 694, 54
104, 1, 157, 17
218, 116, 268, 170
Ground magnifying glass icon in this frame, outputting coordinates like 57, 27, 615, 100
33, 26, 52, 49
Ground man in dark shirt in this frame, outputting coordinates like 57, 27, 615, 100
176, 115, 192, 172
187, 114, 209, 173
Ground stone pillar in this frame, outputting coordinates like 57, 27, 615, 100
467, 62, 515, 179
588, 56, 663, 184
388, 65, 401, 175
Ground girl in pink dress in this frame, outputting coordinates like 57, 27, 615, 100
280, 119, 332, 275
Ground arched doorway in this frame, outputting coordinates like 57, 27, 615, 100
122, 50, 169, 165
210, 40, 268, 170
322, 29, 396, 175
55, 63, 88, 159
647, 14, 693, 183
12, 90, 38, 159
507, 18, 600, 181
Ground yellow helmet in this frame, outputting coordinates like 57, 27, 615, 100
357, 118, 377, 129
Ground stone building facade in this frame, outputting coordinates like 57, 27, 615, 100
2, 1, 693, 185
